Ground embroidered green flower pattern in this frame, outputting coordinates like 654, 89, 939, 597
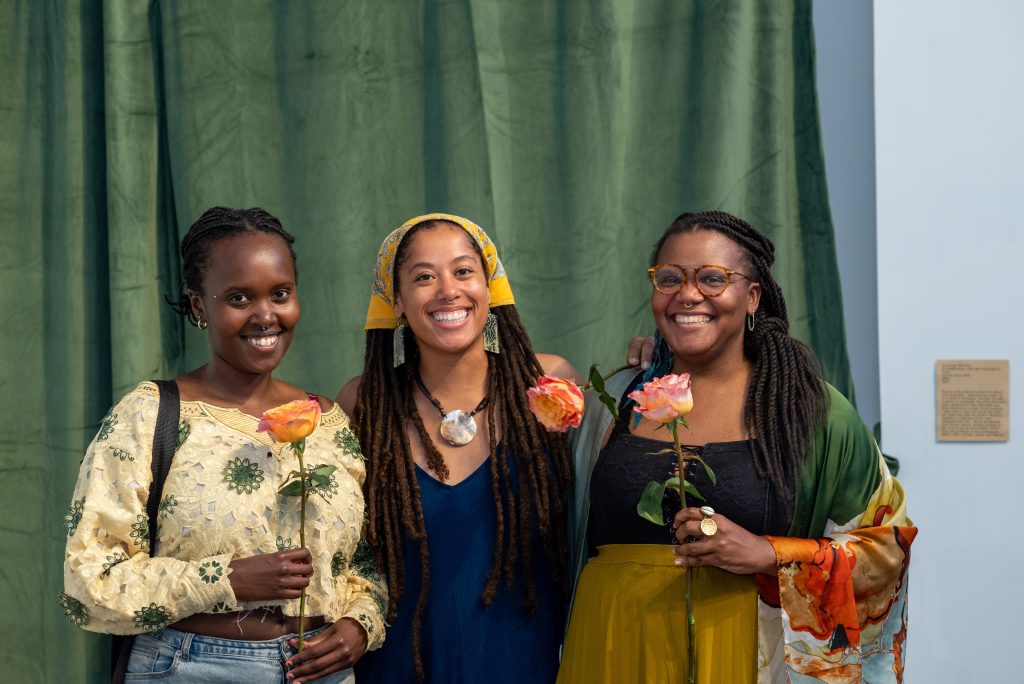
97, 411, 118, 441
176, 420, 190, 452
331, 551, 346, 577
356, 612, 374, 636
334, 428, 364, 460
109, 446, 134, 462
372, 592, 389, 626
198, 560, 224, 584
305, 463, 339, 501
64, 498, 85, 537
350, 541, 383, 582
277, 535, 297, 552
210, 601, 230, 614
222, 457, 265, 494
129, 514, 150, 549
133, 603, 172, 631
101, 551, 129, 577
158, 494, 178, 518
58, 592, 89, 626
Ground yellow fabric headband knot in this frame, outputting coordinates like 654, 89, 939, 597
364, 213, 516, 330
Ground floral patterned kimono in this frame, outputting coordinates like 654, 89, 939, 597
568, 371, 916, 683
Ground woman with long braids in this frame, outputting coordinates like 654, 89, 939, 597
61, 207, 385, 683
340, 214, 581, 683
559, 211, 916, 683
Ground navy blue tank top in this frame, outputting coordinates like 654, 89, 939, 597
355, 449, 563, 683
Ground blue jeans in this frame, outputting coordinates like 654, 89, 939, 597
124, 625, 355, 683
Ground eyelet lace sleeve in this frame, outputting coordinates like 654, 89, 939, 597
61, 385, 236, 634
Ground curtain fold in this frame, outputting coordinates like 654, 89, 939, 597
0, 1, 850, 680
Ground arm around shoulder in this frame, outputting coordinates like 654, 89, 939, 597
536, 353, 583, 384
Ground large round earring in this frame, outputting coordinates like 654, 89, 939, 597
197, 318, 208, 330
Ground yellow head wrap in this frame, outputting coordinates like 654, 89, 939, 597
364, 213, 516, 330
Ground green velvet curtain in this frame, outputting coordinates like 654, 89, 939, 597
0, 0, 849, 680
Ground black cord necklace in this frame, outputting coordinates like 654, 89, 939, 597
414, 374, 489, 446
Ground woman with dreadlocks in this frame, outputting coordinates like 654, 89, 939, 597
559, 211, 916, 684
340, 214, 580, 683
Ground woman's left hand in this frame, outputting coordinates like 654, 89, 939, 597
285, 617, 368, 683
672, 507, 778, 575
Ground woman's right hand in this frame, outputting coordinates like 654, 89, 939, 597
228, 548, 313, 601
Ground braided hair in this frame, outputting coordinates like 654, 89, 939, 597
651, 211, 829, 510
352, 221, 573, 680
167, 207, 297, 323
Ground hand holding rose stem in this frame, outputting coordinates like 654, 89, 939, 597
257, 397, 329, 651
627, 373, 712, 684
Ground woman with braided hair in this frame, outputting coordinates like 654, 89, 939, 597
338, 214, 582, 683
559, 211, 916, 683
62, 207, 385, 683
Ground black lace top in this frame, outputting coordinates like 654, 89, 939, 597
587, 381, 790, 551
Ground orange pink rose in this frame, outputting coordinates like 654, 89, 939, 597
627, 373, 693, 424
257, 397, 322, 443
527, 375, 585, 432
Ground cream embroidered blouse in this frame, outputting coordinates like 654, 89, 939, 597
61, 381, 386, 648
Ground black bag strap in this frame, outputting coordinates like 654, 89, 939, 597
111, 379, 179, 684
146, 379, 180, 552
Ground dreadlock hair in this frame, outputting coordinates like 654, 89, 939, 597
651, 210, 829, 511
352, 220, 573, 680
167, 207, 297, 324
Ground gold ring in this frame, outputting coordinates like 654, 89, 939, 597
699, 505, 718, 537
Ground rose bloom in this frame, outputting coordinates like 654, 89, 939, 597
258, 397, 322, 443
627, 373, 693, 424
527, 375, 585, 432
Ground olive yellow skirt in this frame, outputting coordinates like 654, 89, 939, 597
557, 544, 757, 684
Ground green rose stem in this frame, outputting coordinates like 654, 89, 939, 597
669, 420, 697, 684
295, 438, 307, 651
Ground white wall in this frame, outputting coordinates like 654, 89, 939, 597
814, 0, 879, 431
875, 1, 1024, 682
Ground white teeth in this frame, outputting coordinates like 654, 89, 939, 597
432, 310, 469, 322
673, 314, 712, 324
249, 335, 278, 347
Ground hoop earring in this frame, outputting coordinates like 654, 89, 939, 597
747, 312, 756, 332
197, 318, 208, 330
483, 312, 500, 354
393, 318, 407, 367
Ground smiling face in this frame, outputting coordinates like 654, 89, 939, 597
651, 229, 760, 368
393, 223, 490, 358
189, 231, 299, 377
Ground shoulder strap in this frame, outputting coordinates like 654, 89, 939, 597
111, 379, 179, 684
145, 379, 179, 556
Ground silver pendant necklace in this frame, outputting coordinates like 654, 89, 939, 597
414, 374, 489, 446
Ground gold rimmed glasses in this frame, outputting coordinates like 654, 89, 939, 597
647, 264, 751, 297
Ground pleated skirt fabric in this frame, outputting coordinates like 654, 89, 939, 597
557, 544, 758, 684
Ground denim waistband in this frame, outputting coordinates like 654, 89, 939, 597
139, 623, 330, 661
